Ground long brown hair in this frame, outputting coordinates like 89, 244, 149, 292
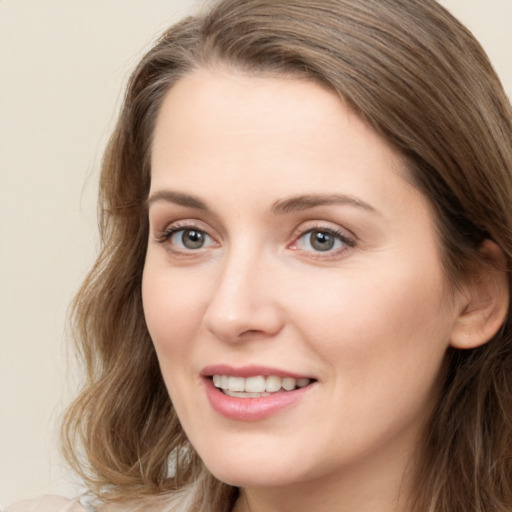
62, 1, 512, 511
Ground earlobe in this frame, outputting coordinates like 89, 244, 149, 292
450, 239, 509, 350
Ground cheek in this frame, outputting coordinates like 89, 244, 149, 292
287, 257, 454, 397
282, 264, 454, 467
141, 263, 211, 423
142, 261, 207, 360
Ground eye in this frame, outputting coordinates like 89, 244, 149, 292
174, 228, 211, 249
159, 226, 215, 251
294, 227, 354, 253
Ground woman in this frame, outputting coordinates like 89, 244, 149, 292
10, 0, 512, 511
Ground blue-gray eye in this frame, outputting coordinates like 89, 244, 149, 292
170, 228, 212, 250
298, 229, 345, 252
310, 231, 335, 251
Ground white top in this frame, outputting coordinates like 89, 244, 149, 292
4, 496, 87, 512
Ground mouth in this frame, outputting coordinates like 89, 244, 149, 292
211, 374, 313, 398
201, 367, 317, 421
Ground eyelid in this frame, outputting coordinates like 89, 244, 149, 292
292, 220, 356, 242
289, 221, 356, 255
151, 217, 356, 257
154, 219, 219, 248
153, 217, 208, 236
170, 228, 215, 251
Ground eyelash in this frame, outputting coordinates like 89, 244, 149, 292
290, 225, 356, 255
155, 222, 216, 251
155, 222, 356, 256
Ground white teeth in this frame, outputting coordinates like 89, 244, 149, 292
245, 376, 266, 393
225, 390, 271, 398
297, 378, 310, 388
282, 377, 296, 391
265, 375, 282, 392
228, 376, 245, 392
212, 374, 312, 394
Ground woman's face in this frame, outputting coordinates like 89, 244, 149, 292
143, 71, 464, 496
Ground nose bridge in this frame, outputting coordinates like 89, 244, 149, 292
203, 240, 283, 342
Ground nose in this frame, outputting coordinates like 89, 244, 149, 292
202, 250, 285, 343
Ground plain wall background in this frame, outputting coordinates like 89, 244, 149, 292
1, 0, 511, 506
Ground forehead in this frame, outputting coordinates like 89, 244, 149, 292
151, 71, 352, 156
148, 70, 431, 228
152, 71, 403, 179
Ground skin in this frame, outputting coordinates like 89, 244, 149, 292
142, 70, 468, 512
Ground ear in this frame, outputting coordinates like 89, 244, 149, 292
450, 239, 509, 350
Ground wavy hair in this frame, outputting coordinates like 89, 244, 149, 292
62, 1, 512, 511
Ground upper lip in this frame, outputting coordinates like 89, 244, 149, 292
201, 364, 315, 380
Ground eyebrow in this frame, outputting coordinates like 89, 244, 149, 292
271, 194, 379, 215
147, 190, 379, 216
147, 190, 208, 210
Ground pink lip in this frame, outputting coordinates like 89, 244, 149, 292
201, 364, 311, 379
201, 365, 316, 422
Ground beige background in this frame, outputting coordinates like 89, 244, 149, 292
1, 0, 511, 506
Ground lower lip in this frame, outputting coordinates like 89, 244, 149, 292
203, 378, 314, 421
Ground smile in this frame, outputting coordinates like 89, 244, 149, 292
212, 375, 312, 397
202, 368, 317, 421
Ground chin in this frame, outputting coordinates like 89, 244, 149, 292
199, 449, 309, 488
208, 466, 301, 488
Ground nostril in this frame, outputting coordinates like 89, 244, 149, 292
239, 328, 268, 339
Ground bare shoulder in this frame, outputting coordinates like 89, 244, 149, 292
4, 496, 87, 512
